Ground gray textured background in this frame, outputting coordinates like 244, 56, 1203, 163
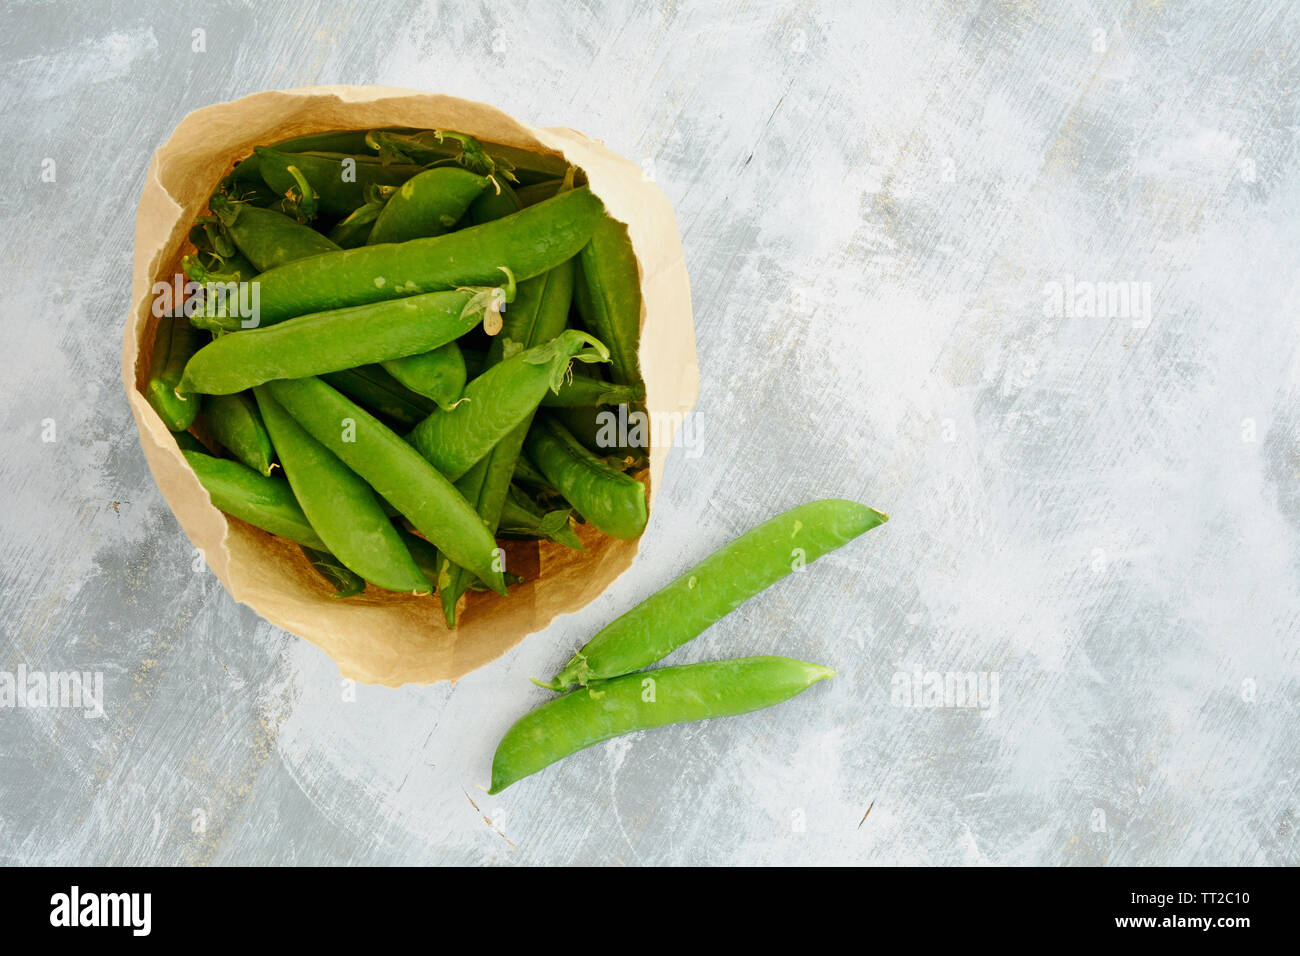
2, 0, 1298, 865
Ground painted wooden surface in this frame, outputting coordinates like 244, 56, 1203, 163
1, 0, 1297, 865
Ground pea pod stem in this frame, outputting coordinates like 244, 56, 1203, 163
490, 656, 835, 794
543, 499, 888, 691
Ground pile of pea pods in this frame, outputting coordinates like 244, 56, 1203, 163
148, 128, 650, 626
145, 127, 889, 790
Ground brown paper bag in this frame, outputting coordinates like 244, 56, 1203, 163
121, 86, 697, 686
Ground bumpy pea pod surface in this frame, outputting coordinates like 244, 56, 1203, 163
546, 499, 888, 690
250, 186, 604, 325
209, 195, 339, 271
181, 449, 325, 549
490, 656, 835, 793
255, 387, 430, 594
200, 392, 275, 476
265, 377, 506, 595
524, 414, 647, 542
406, 328, 609, 482
179, 287, 497, 395
146, 315, 203, 431
366, 167, 488, 244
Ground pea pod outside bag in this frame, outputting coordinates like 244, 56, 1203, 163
122, 86, 697, 687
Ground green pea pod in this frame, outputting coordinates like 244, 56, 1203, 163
366, 167, 489, 244
209, 195, 339, 272
300, 546, 366, 598
327, 200, 385, 248
490, 656, 835, 793
266, 163, 319, 223
321, 365, 436, 427
436, 258, 578, 625
256, 147, 422, 218
265, 377, 506, 595
407, 329, 609, 482
201, 392, 275, 476
544, 500, 888, 691
540, 370, 644, 408
181, 449, 325, 549
575, 216, 644, 388
467, 179, 522, 226
524, 414, 647, 541
498, 486, 583, 549
250, 186, 604, 326
381, 341, 467, 411
179, 281, 510, 396
255, 387, 430, 594
146, 315, 202, 431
